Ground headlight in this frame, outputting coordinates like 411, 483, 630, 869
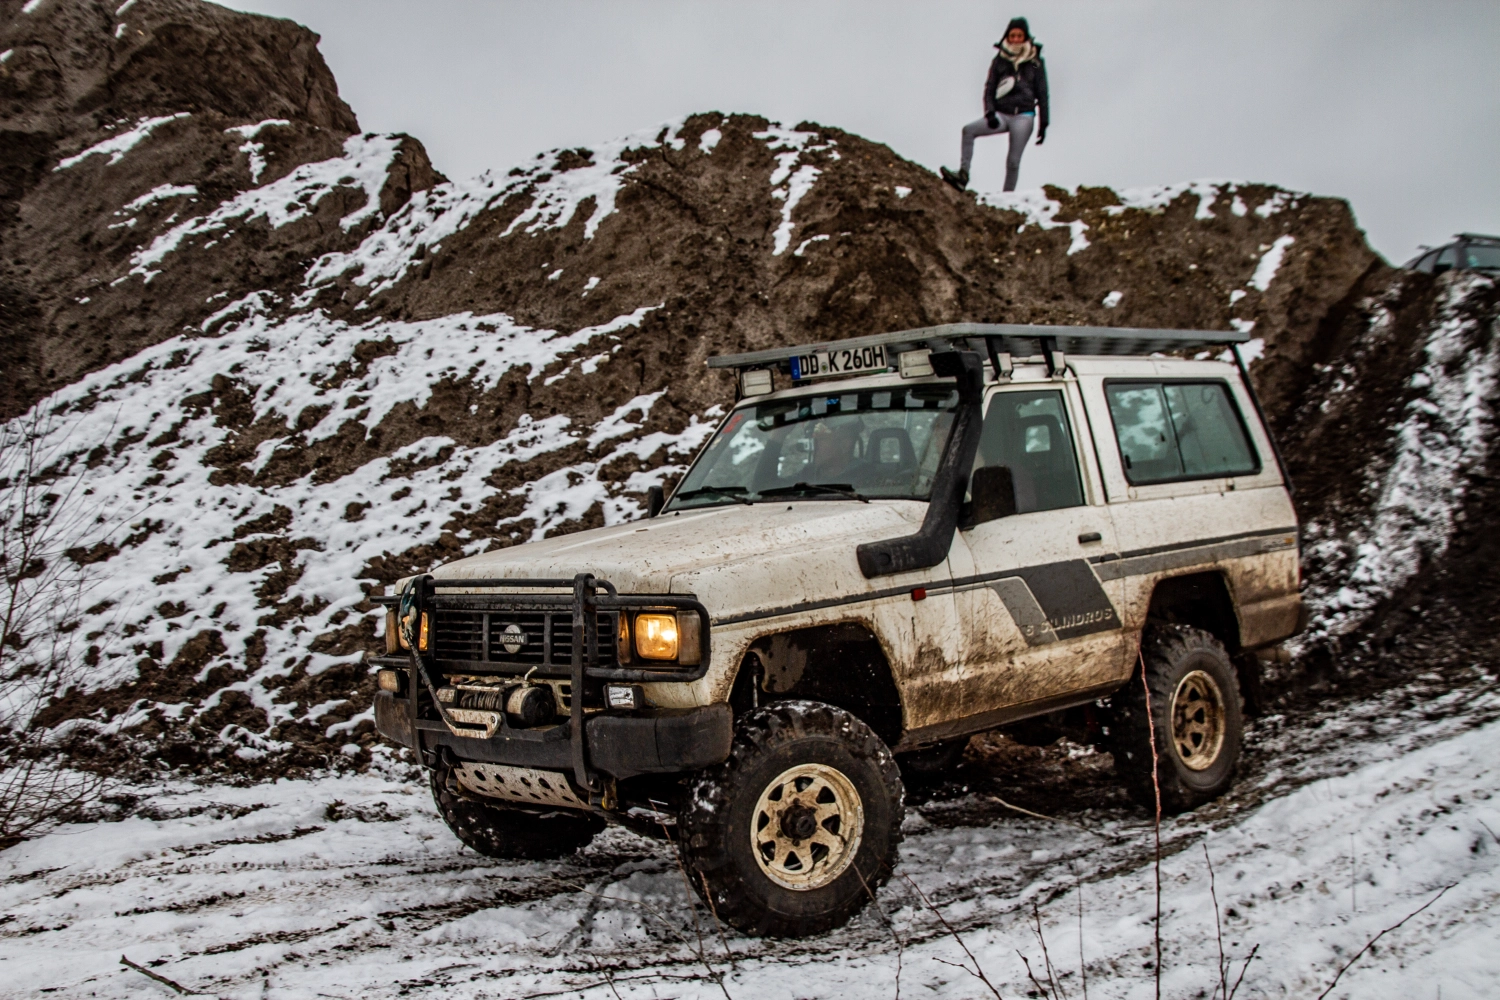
634, 614, 679, 660
399, 610, 430, 651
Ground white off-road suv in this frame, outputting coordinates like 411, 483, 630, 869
372, 323, 1302, 937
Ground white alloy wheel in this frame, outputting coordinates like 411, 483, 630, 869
750, 762, 865, 891
1170, 668, 1227, 772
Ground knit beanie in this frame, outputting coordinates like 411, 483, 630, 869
1005, 17, 1031, 39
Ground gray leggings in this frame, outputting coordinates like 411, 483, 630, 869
961, 112, 1034, 191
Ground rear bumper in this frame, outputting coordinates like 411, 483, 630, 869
374, 690, 732, 780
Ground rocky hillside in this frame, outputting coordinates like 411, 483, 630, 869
2, 0, 1495, 777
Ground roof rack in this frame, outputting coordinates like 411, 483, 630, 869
708, 322, 1248, 386
1458, 232, 1500, 243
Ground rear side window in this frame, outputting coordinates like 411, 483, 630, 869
1105, 381, 1259, 485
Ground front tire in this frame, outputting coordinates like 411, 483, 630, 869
430, 759, 604, 860
1109, 625, 1244, 814
680, 700, 904, 938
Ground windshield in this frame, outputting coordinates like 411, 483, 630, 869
667, 385, 960, 510
1464, 243, 1500, 270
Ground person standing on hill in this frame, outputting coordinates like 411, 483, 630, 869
941, 17, 1049, 193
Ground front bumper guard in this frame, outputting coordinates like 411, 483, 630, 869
375, 691, 732, 782
381, 573, 721, 803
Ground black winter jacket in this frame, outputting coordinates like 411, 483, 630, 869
984, 43, 1049, 127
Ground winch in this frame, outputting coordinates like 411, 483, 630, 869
436, 682, 556, 729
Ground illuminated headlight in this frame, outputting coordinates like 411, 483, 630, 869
394, 610, 430, 651
630, 612, 702, 665
634, 614, 678, 660
377, 669, 402, 693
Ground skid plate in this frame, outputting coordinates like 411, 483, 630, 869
454, 763, 588, 810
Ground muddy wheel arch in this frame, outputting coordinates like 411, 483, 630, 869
727, 621, 904, 747
1146, 571, 1244, 653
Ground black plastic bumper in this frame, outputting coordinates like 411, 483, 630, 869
374, 690, 732, 780
586, 704, 733, 779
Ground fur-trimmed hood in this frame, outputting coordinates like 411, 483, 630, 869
993, 38, 1041, 64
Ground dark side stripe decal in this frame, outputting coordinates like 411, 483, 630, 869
710, 525, 1295, 632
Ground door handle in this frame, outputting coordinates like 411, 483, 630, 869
1077, 531, 1102, 544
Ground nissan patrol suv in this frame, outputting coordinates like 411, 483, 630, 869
371, 323, 1302, 938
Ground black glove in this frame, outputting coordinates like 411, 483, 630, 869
985, 111, 999, 129
1036, 124, 1047, 145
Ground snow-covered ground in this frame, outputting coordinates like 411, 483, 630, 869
3, 672, 1497, 999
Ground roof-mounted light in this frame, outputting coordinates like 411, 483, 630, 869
740, 369, 774, 396
898, 349, 933, 378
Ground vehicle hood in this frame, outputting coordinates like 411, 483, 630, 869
428, 500, 932, 616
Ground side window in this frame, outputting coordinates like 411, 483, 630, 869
1413, 250, 1440, 274
974, 389, 1084, 513
1464, 243, 1500, 269
1434, 244, 1459, 274
1105, 381, 1259, 485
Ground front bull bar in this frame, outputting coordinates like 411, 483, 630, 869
394, 573, 712, 801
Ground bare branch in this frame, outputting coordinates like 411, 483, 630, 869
985, 794, 1128, 842
121, 955, 201, 995
1203, 844, 1227, 1000
1015, 952, 1052, 1000
654, 806, 733, 1000
1030, 900, 1066, 1000
1075, 869, 1088, 1000
699, 870, 736, 969
1226, 943, 1259, 1000
1315, 885, 1455, 1000
1139, 650, 1163, 1000
900, 873, 1004, 1000
856, 864, 903, 1000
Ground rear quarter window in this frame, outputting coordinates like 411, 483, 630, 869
1105, 380, 1260, 485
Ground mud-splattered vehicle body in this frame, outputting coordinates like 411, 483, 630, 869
371, 323, 1302, 937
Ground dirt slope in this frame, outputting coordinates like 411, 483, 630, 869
0, 0, 437, 417
2, 0, 1495, 777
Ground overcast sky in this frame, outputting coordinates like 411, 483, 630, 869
223, 0, 1499, 262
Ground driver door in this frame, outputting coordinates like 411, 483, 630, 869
950, 381, 1128, 721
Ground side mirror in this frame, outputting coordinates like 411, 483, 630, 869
645, 485, 665, 518
968, 465, 1017, 525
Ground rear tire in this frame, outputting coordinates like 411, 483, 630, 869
430, 760, 604, 860
680, 700, 904, 938
1109, 625, 1243, 814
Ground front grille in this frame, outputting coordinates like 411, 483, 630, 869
431, 608, 617, 669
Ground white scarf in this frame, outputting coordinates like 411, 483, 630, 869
999, 40, 1036, 67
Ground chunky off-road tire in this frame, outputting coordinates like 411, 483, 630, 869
680, 700, 904, 938
1109, 625, 1244, 814
430, 760, 604, 860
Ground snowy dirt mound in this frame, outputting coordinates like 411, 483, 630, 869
3, 0, 1497, 782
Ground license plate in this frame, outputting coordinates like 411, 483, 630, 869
789, 344, 888, 380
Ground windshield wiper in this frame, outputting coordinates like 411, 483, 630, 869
758, 482, 870, 503
670, 485, 754, 506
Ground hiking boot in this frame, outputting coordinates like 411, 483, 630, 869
940, 166, 968, 191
